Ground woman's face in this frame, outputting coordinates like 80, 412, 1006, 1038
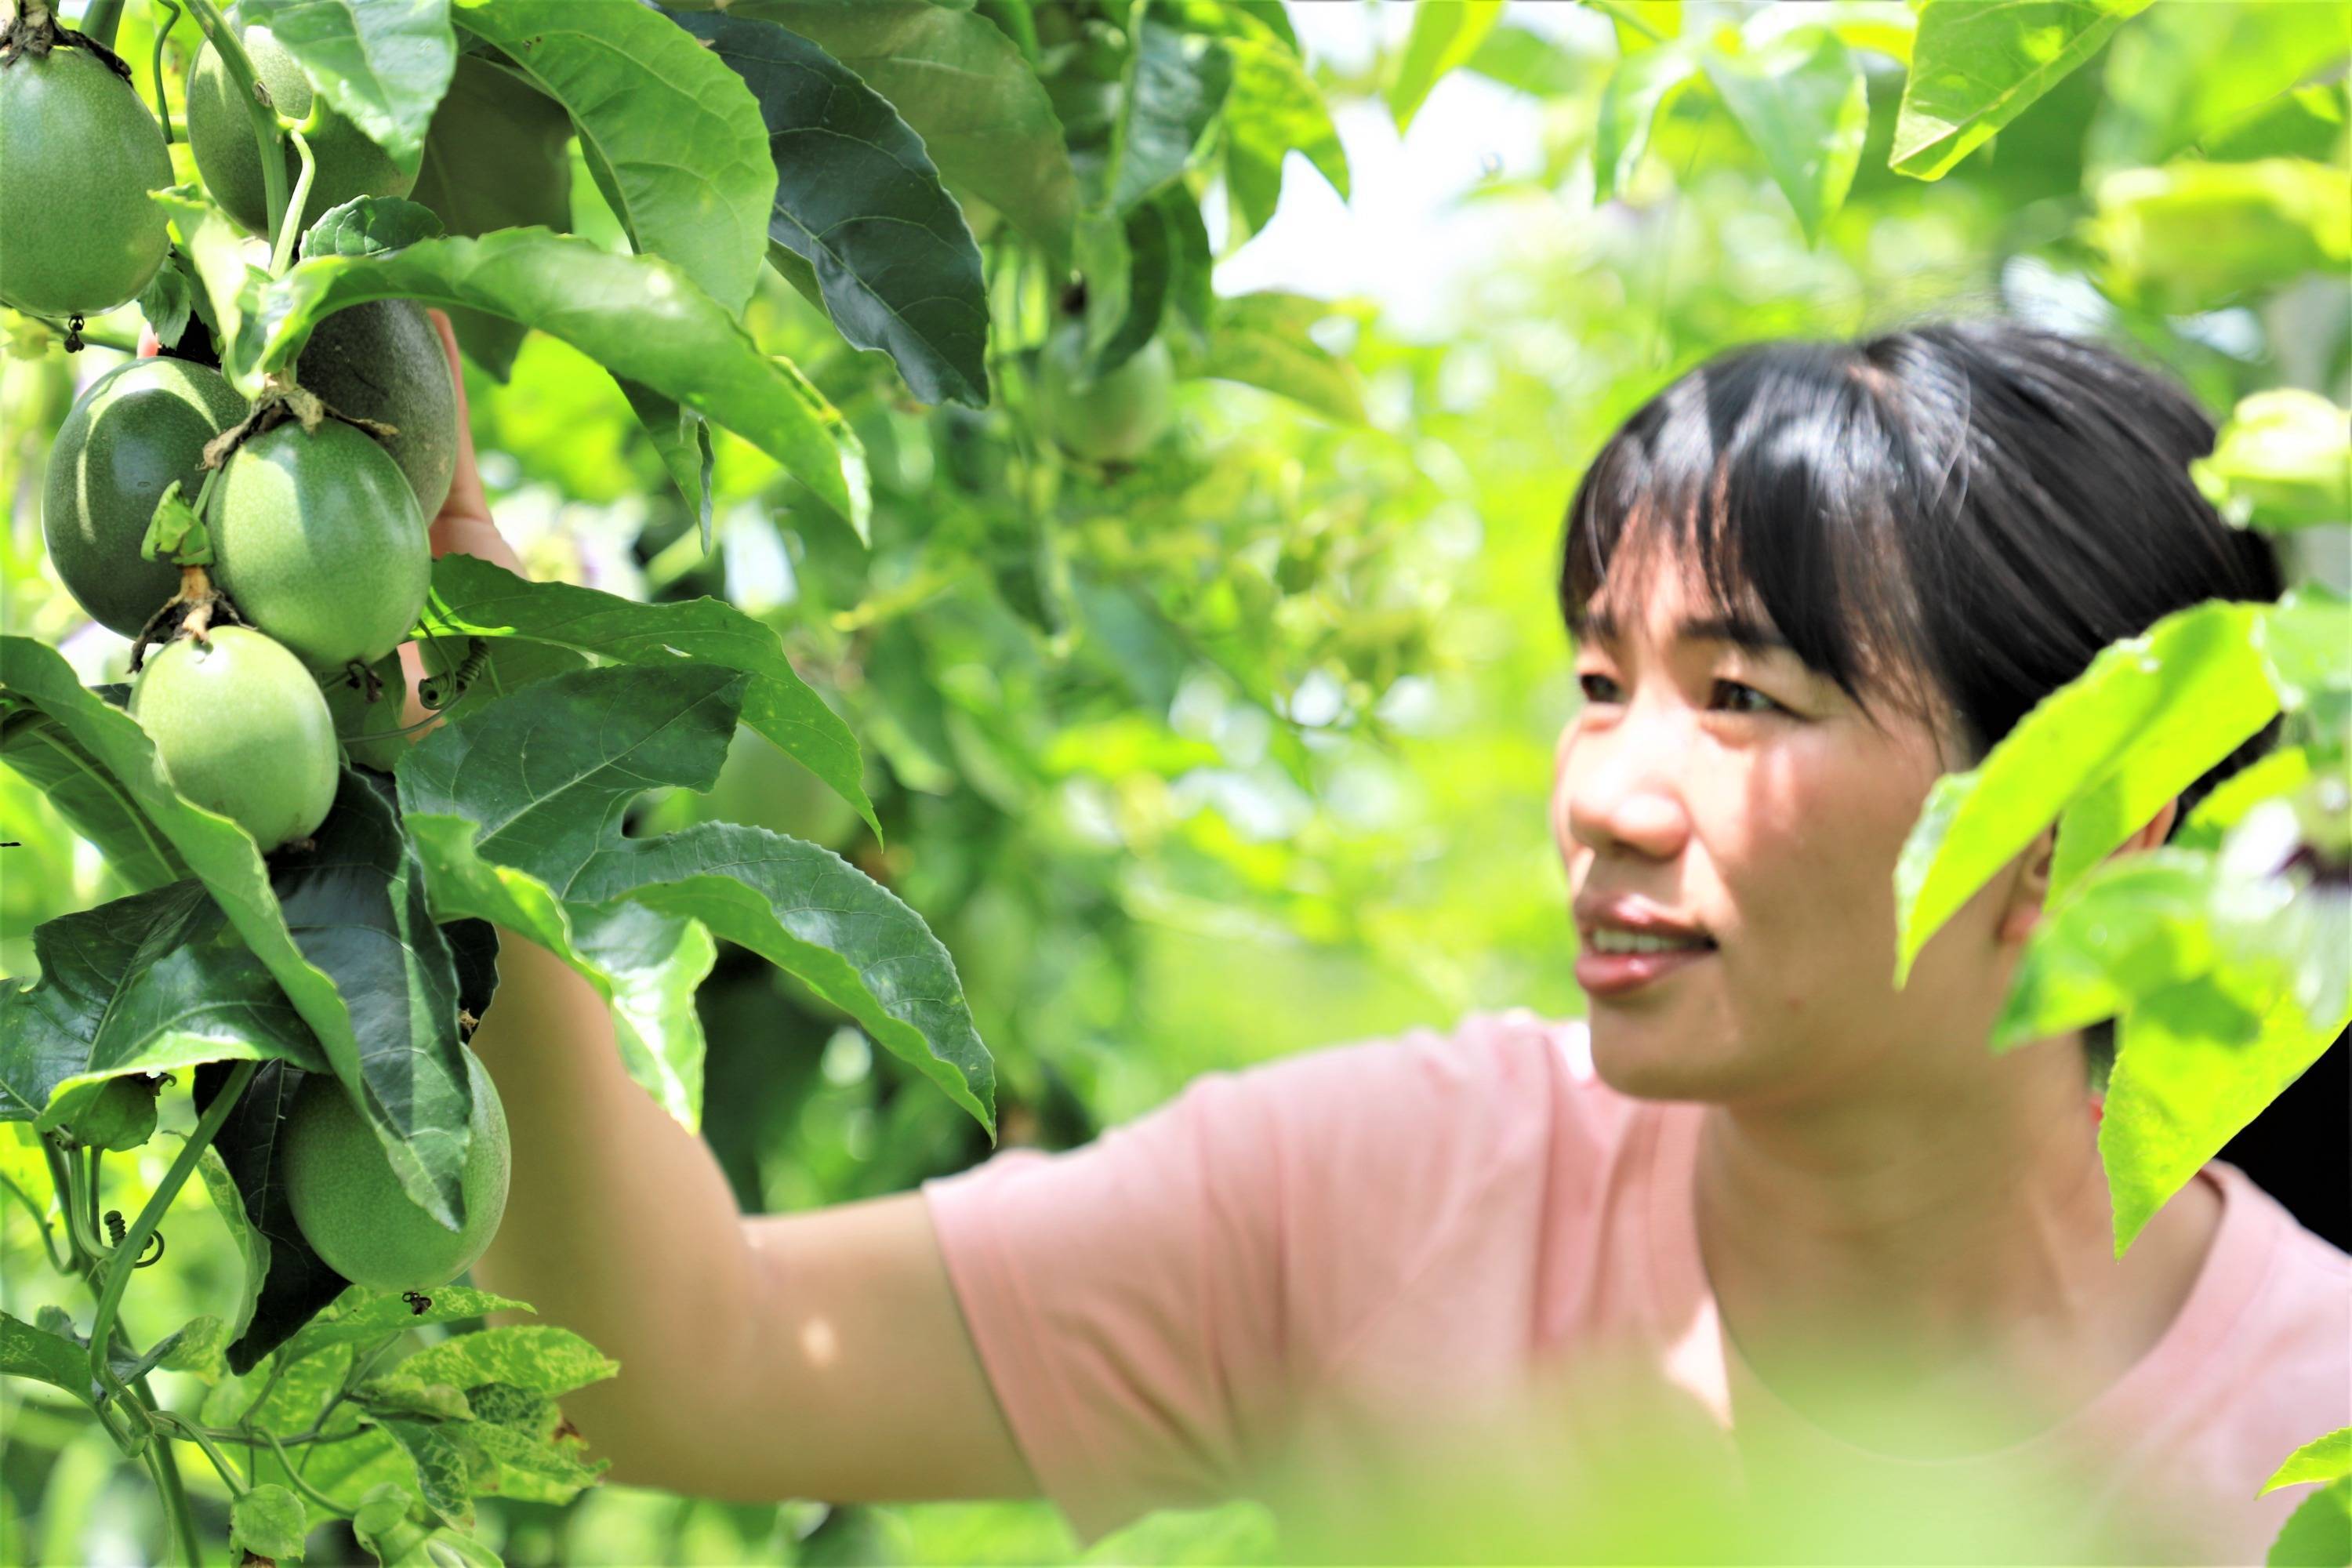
1550, 546, 2023, 1106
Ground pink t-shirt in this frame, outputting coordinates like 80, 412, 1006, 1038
919, 1010, 2350, 1563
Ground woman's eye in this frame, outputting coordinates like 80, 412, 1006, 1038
1577, 673, 1621, 704
1711, 680, 1781, 717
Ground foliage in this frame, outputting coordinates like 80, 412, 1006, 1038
1, 1, 2346, 1564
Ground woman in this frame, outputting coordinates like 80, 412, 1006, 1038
426, 314, 2347, 1563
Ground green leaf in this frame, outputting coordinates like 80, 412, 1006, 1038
285, 1286, 533, 1363
358, 1372, 475, 1421
2103, 967, 2350, 1254
195, 1062, 353, 1373
1466, 22, 1591, 98
1, 1312, 97, 1403
2087, 1, 2352, 175
1893, 601, 2278, 987
137, 252, 196, 350
158, 1315, 230, 1379
1387, 0, 1501, 132
462, 1416, 608, 1503
407, 53, 575, 380
399, 665, 995, 1131
1105, 16, 1232, 214
2268, 1429, 2352, 1494
401, 817, 713, 1129
616, 380, 716, 549
0, 641, 388, 1144
2193, 390, 2352, 534
2267, 1474, 2351, 1568
395, 1323, 617, 1399
251, 231, 869, 531
350, 1480, 503, 1567
271, 771, 473, 1230
1099, 199, 1173, 373
2177, 747, 2314, 852
140, 481, 212, 567
417, 554, 877, 837
230, 1483, 310, 1563
0, 880, 325, 1134
1157, 184, 1213, 340
1992, 851, 2230, 1048
1222, 27, 1348, 238
153, 188, 269, 386
464, 1381, 557, 1436
1592, 42, 1699, 202
452, 0, 775, 314
380, 1417, 482, 1530
1700, 27, 1867, 248
234, 0, 459, 170
300, 195, 448, 260
2086, 158, 2352, 315
739, 0, 1081, 263
1892, 0, 2154, 181
676, 10, 991, 410
0, 699, 186, 895
1196, 292, 1366, 424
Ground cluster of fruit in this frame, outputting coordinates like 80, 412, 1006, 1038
7, 23, 455, 855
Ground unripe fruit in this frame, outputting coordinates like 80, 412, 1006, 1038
210, 419, 430, 672
186, 24, 415, 236
296, 300, 458, 517
283, 1048, 510, 1291
42, 358, 247, 637
0, 44, 173, 314
129, 627, 339, 851
1036, 323, 1174, 463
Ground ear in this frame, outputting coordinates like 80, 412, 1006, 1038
1996, 797, 2180, 946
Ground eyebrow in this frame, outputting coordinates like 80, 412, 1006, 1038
1579, 605, 1796, 659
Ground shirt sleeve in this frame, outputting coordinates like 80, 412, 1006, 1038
916, 1014, 1564, 1545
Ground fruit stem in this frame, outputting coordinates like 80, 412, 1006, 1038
23, 313, 139, 353
180, 0, 289, 252
150, 1410, 250, 1496
263, 1425, 358, 1517
74, 0, 119, 47
141, 1425, 207, 1567
270, 118, 316, 274
85, 1059, 257, 1425
149, 0, 181, 142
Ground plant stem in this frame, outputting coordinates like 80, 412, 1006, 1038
74, 0, 122, 47
143, 1415, 208, 1567
264, 1427, 355, 1517
86, 1060, 256, 1411
179, 0, 288, 245
149, 0, 182, 142
270, 121, 315, 274
153, 1410, 249, 1496
46, 1138, 106, 1266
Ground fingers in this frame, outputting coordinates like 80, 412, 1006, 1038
138, 325, 161, 358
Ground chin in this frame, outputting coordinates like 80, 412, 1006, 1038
1588, 1018, 1777, 1105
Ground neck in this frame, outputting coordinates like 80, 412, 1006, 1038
1693, 1036, 2150, 1443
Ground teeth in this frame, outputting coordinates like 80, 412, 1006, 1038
1589, 929, 1708, 955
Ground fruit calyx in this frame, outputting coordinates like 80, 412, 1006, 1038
199, 372, 400, 474
128, 564, 246, 673
0, 5, 135, 82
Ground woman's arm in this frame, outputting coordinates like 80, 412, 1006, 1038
416, 313, 1033, 1503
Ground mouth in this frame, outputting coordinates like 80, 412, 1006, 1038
1575, 930, 1716, 1000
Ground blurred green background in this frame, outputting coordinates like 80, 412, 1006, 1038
5, 2, 2347, 1562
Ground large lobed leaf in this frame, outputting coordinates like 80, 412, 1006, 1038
677, 9, 990, 409
1700, 26, 1868, 249
236, 0, 460, 172
453, 0, 775, 316
0, 701, 184, 893
397, 663, 995, 1132
248, 231, 869, 531
194, 1061, 354, 1372
1104, 16, 1232, 215
0, 881, 325, 1131
1385, 0, 1502, 133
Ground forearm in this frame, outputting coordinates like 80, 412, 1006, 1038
466, 932, 764, 1487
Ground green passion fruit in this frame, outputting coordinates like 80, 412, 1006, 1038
295, 299, 458, 517
1036, 323, 1175, 463
282, 1047, 510, 1291
211, 419, 430, 672
42, 357, 247, 637
0, 44, 172, 315
187, 24, 415, 235
129, 626, 339, 851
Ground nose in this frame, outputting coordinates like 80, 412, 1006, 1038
1555, 701, 1693, 862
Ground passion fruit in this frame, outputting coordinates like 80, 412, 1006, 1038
282, 1047, 510, 1291
210, 419, 430, 672
1036, 323, 1174, 463
295, 299, 457, 516
186, 24, 415, 236
42, 357, 247, 637
0, 44, 172, 314
129, 626, 339, 851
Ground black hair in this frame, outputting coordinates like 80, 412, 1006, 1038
1556, 316, 2287, 1085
